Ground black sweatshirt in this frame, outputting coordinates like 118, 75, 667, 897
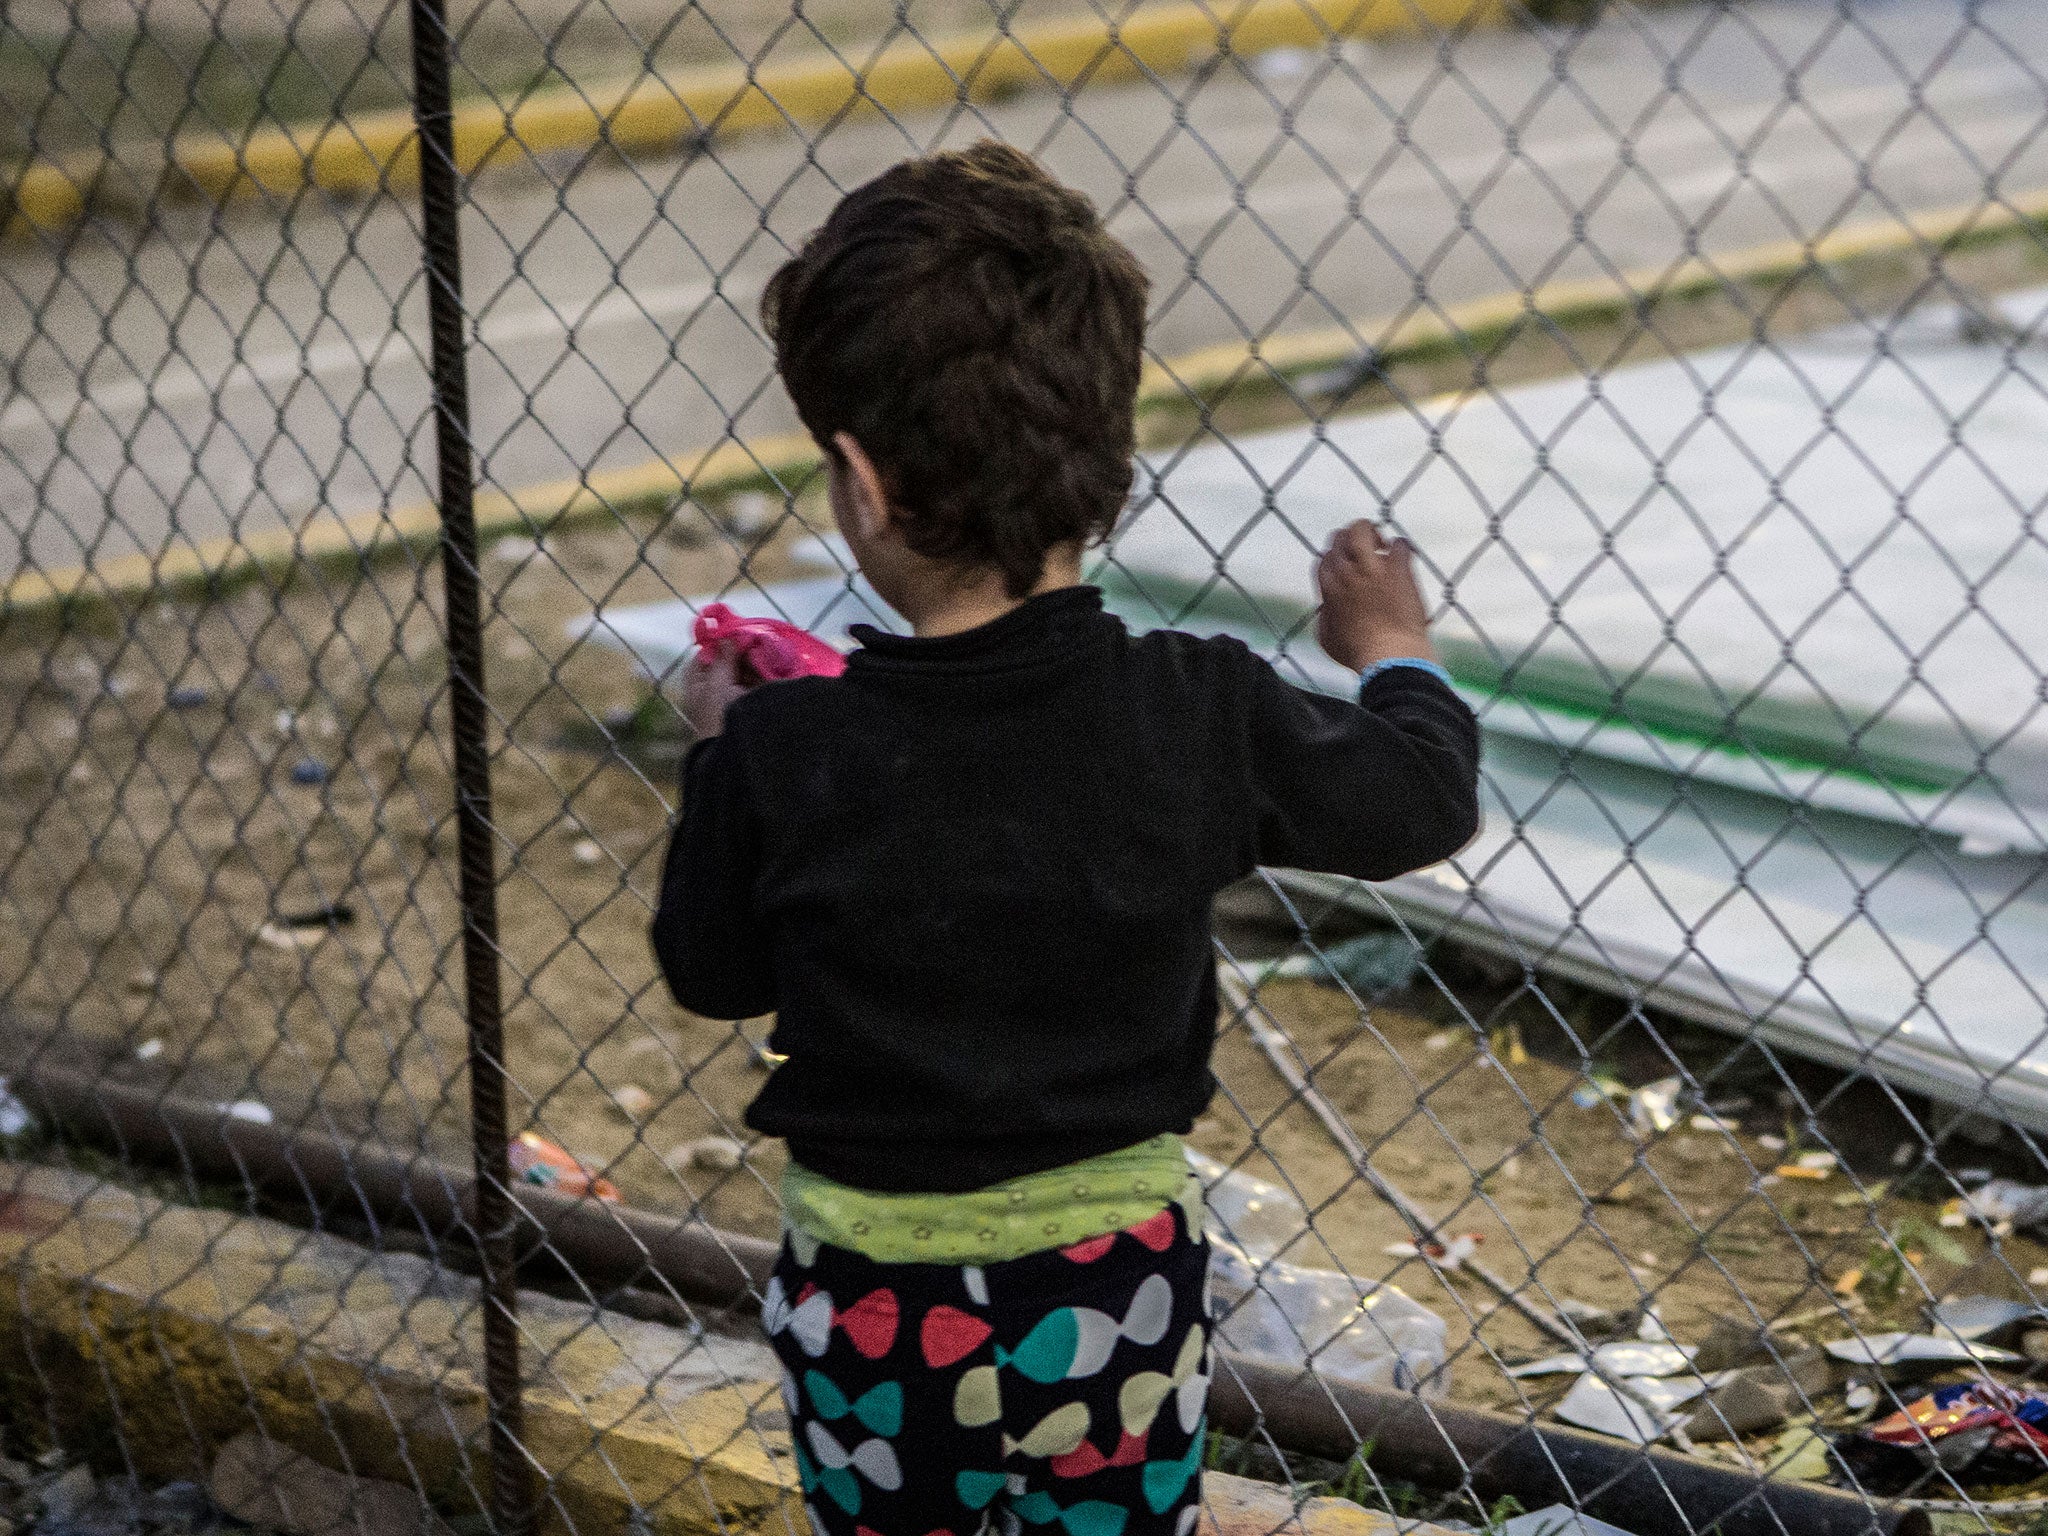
651, 585, 1480, 1193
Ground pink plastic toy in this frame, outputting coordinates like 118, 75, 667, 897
692, 601, 847, 683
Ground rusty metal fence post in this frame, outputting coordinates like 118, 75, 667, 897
405, 0, 530, 1526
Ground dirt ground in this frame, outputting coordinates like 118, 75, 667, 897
7, 477, 2048, 1485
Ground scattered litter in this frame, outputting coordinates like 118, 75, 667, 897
1689, 1112, 1737, 1134
289, 757, 329, 786
0, 1079, 33, 1139
1770, 1421, 1834, 1481
1508, 1341, 1696, 1379
1775, 1164, 1831, 1181
1553, 1372, 1699, 1444
1833, 1181, 1886, 1206
572, 837, 604, 866
1270, 930, 1421, 993
1498, 1507, 1636, 1536
274, 902, 356, 931
508, 1130, 620, 1202
490, 534, 539, 563
1569, 1083, 1607, 1110
1635, 1308, 1677, 1344
1822, 1332, 2022, 1367
1383, 1233, 1482, 1270
1892, 1142, 1918, 1168
1844, 1382, 1879, 1413
2031, 1267, 2048, 1287
1928, 1295, 2039, 1343
255, 921, 310, 951
1423, 1030, 1456, 1052
1954, 1177, 2048, 1229
126, 968, 158, 994
166, 684, 210, 709
665, 1135, 745, 1173
1192, 1150, 1445, 1391
612, 1085, 655, 1120
1796, 1151, 1839, 1172
1207, 1234, 1447, 1394
1757, 1134, 1787, 1152
1186, 1149, 1306, 1259
2024, 1328, 2048, 1363
1683, 1373, 1792, 1441
218, 1100, 273, 1126
274, 708, 297, 736
1629, 1077, 1682, 1136
1832, 1268, 1863, 1297
135, 1037, 164, 1061
1838, 1382, 2048, 1491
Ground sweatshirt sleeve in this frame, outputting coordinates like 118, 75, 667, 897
650, 734, 777, 1020
1241, 655, 1482, 881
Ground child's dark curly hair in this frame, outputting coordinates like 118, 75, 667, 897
762, 143, 1150, 599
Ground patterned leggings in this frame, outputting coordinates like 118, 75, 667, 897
764, 1201, 1213, 1536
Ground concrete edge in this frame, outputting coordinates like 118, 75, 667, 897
3, 0, 1503, 237
9, 189, 2043, 629
0, 1159, 1457, 1536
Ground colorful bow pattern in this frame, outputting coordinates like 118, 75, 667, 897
763, 1275, 901, 1360
806, 1370, 904, 1438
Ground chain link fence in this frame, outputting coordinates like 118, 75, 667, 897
3, 0, 2047, 1531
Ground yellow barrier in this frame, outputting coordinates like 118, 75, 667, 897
4, 0, 1502, 237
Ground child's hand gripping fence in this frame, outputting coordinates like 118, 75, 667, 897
2, 0, 2046, 1532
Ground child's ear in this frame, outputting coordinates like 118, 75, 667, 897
831, 431, 896, 545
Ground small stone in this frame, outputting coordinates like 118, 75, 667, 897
289, 758, 329, 786
39, 1464, 95, 1521
571, 838, 603, 866
274, 708, 297, 736
665, 1135, 744, 1173
125, 969, 158, 994
134, 1038, 164, 1061
209, 1431, 446, 1536
1423, 1030, 1455, 1051
613, 1085, 655, 1120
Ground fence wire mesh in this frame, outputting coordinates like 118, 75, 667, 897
3, 0, 2047, 1532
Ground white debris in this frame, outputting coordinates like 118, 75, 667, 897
1795, 1151, 1839, 1172
1822, 1332, 2022, 1367
666, 1135, 745, 1173
1508, 1341, 1696, 1379
612, 1085, 655, 1120
491, 535, 539, 563
1630, 1077, 1682, 1135
572, 838, 604, 866
0, 1079, 33, 1138
1553, 1373, 1702, 1444
219, 1100, 274, 1126
134, 1038, 164, 1061
1757, 1134, 1787, 1153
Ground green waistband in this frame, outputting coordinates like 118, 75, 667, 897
781, 1134, 1197, 1265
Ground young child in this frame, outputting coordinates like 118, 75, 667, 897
652, 143, 1479, 1536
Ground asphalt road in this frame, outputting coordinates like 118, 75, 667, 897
4, 0, 2044, 581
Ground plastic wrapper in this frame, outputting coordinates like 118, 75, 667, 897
1834, 1382, 2048, 1491
508, 1130, 621, 1202
1188, 1149, 1448, 1394
692, 602, 847, 684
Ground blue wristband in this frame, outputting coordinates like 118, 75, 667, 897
1359, 657, 1452, 689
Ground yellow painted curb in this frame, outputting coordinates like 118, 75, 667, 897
7, 186, 2045, 626
0, 1161, 794, 1535
1143, 184, 2048, 403
5, 0, 1502, 237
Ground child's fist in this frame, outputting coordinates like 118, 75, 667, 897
1314, 519, 1435, 673
682, 648, 753, 740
